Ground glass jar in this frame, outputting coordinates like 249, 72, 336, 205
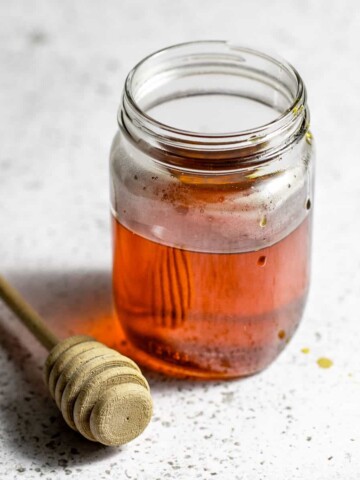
110, 41, 314, 379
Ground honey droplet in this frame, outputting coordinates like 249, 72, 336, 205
292, 104, 304, 117
317, 357, 333, 369
305, 130, 313, 145
257, 255, 267, 267
278, 330, 286, 340
259, 215, 267, 228
301, 347, 310, 354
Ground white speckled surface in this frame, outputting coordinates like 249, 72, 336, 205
1, 1, 360, 479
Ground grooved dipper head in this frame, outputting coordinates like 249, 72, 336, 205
44, 335, 152, 446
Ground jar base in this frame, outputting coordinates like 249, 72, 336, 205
113, 323, 294, 380
117, 340, 265, 380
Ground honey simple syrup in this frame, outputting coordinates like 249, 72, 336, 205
112, 215, 310, 378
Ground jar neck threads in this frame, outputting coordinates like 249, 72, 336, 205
120, 41, 309, 170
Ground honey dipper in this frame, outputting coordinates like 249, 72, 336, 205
0, 275, 153, 446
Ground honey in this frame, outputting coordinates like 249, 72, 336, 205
112, 216, 310, 378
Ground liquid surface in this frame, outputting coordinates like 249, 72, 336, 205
112, 216, 310, 378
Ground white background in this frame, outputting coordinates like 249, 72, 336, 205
0, 1, 360, 479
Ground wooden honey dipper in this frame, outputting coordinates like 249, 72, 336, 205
0, 275, 153, 446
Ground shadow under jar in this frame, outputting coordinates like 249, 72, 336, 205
110, 41, 314, 379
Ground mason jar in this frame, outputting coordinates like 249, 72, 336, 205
110, 41, 314, 379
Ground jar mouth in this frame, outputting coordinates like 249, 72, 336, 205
120, 40, 309, 167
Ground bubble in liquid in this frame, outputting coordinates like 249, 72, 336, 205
257, 255, 267, 267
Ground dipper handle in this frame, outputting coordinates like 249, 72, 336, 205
0, 275, 59, 350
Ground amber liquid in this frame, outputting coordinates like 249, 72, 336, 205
112, 217, 310, 378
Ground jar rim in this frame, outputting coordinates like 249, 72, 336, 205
120, 40, 309, 167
